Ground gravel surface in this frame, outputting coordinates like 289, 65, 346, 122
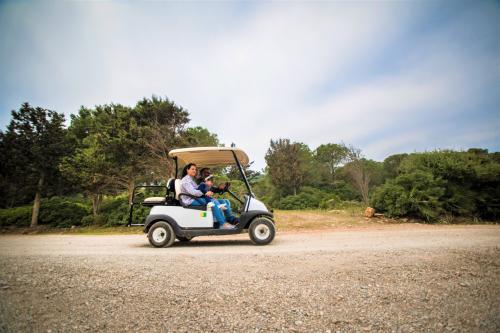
0, 224, 499, 332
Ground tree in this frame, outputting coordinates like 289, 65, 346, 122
372, 150, 500, 220
265, 139, 311, 196
181, 126, 219, 147
60, 118, 118, 218
382, 153, 408, 180
63, 96, 194, 209
343, 146, 383, 206
137, 96, 190, 181
314, 143, 349, 181
224, 161, 260, 182
1, 103, 68, 226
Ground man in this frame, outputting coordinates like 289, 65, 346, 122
197, 168, 239, 225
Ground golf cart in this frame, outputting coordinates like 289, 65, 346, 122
128, 147, 276, 247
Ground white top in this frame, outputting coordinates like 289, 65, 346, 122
179, 175, 203, 206
168, 146, 250, 167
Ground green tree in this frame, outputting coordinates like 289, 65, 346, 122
63, 96, 193, 209
371, 170, 446, 222
265, 139, 311, 196
313, 143, 349, 186
136, 96, 190, 180
0, 103, 69, 226
372, 150, 500, 220
181, 126, 219, 147
382, 153, 408, 180
60, 126, 118, 217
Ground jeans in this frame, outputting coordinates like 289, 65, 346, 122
190, 198, 226, 226
214, 199, 237, 223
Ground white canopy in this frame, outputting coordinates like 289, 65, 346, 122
168, 147, 250, 167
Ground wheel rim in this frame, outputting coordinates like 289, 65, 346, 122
152, 227, 167, 243
254, 224, 270, 240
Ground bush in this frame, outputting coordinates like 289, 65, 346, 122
99, 195, 150, 226
0, 205, 32, 227
276, 187, 335, 210
371, 170, 446, 222
0, 196, 91, 228
38, 196, 90, 227
373, 150, 500, 221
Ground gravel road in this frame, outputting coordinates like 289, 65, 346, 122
0, 224, 499, 332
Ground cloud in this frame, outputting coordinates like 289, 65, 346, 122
0, 1, 499, 170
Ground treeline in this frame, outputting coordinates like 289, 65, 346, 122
1, 98, 499, 228
255, 139, 500, 222
0, 97, 219, 227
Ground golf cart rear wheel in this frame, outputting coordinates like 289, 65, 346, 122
177, 236, 192, 242
249, 217, 275, 245
148, 221, 175, 248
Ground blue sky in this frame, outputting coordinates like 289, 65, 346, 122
1, 1, 499, 170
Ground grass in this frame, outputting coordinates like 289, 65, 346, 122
6, 209, 478, 235
274, 209, 394, 231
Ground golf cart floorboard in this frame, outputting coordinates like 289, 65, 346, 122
179, 228, 246, 237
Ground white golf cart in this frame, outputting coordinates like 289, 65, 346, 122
128, 147, 276, 247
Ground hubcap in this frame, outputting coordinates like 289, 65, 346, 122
254, 224, 270, 240
152, 227, 167, 243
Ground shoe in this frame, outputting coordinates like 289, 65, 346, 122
231, 218, 240, 225
221, 223, 236, 230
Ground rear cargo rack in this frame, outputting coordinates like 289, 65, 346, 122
128, 185, 168, 227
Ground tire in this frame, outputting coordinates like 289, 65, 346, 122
147, 221, 176, 248
249, 217, 276, 245
177, 236, 192, 242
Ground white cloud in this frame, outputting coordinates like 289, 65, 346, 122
1, 1, 499, 169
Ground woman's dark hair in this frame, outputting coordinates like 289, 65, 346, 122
182, 163, 197, 178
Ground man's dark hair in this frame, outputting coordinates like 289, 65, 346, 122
182, 163, 197, 178
199, 167, 210, 176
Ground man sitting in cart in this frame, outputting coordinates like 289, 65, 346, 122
197, 168, 238, 225
180, 163, 236, 229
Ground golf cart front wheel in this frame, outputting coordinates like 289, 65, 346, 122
249, 217, 275, 245
148, 221, 175, 248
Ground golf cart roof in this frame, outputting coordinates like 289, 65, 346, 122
168, 147, 250, 167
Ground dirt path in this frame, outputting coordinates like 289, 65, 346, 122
1, 224, 499, 332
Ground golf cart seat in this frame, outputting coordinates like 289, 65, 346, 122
143, 197, 166, 205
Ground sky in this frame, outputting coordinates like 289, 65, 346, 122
1, 1, 499, 170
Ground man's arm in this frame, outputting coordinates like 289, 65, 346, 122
210, 185, 225, 194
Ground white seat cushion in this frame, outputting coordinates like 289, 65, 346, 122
174, 179, 182, 200
143, 197, 166, 203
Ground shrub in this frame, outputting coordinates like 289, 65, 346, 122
38, 196, 91, 227
0, 197, 91, 228
99, 195, 150, 226
371, 170, 446, 222
276, 186, 335, 210
0, 205, 32, 227
373, 150, 500, 221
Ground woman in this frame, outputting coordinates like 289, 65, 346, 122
180, 163, 235, 230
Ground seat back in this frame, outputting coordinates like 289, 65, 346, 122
174, 179, 182, 200
166, 178, 175, 194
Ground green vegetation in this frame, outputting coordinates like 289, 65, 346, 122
372, 150, 500, 222
1, 98, 498, 229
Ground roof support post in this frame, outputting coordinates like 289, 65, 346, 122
231, 150, 253, 197
174, 156, 178, 178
